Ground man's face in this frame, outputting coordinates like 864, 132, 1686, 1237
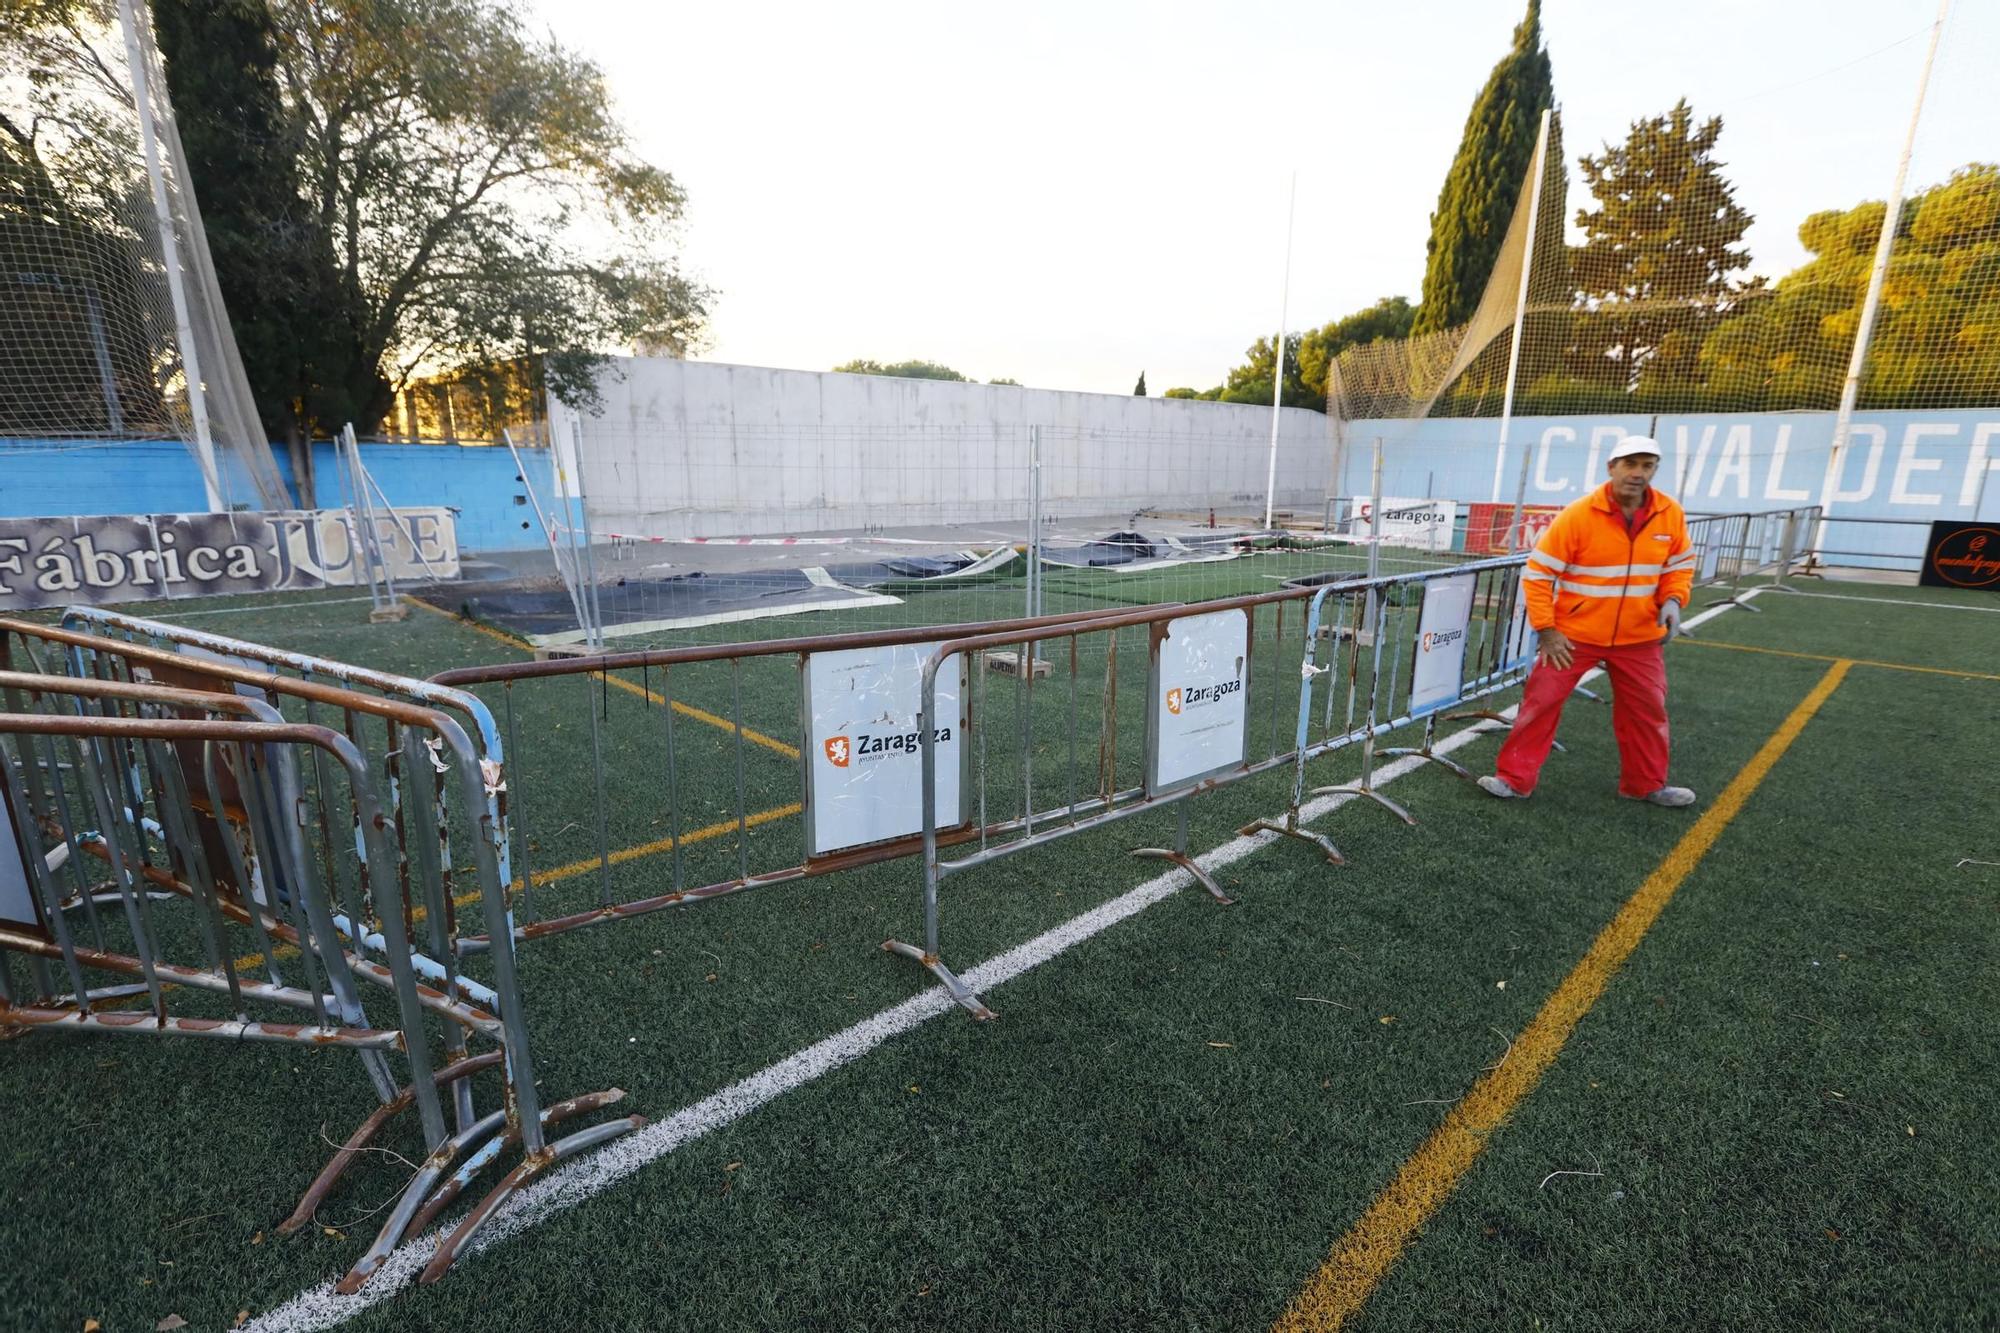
1608, 452, 1659, 502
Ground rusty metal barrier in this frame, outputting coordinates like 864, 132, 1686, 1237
423, 605, 1160, 946
0, 625, 639, 1290
892, 555, 1536, 1017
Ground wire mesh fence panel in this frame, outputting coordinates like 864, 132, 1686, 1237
0, 0, 287, 511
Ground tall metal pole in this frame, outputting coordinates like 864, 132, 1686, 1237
1818, 0, 1951, 557
119, 0, 222, 512
1264, 173, 1297, 531
1500, 110, 1553, 547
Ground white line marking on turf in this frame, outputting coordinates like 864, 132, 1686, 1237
1768, 587, 2000, 613
244, 591, 1756, 1333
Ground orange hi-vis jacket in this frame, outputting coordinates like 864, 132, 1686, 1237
1522, 483, 1695, 647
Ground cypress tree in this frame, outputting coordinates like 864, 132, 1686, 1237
1133, 371, 1146, 396
1412, 0, 1554, 334
151, 0, 351, 446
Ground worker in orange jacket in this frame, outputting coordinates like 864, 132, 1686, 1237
1479, 436, 1699, 807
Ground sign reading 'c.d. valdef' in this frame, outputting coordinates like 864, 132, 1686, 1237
0, 509, 458, 611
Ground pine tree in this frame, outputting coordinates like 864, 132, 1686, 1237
1133, 371, 1146, 396
1412, 0, 1554, 334
1570, 99, 1753, 396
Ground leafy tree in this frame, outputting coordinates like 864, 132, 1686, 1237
831, 358, 969, 381
254, 0, 709, 434
1412, 0, 1553, 335
1569, 98, 1754, 398
988, 376, 1020, 386
1297, 297, 1417, 403
1162, 386, 1218, 400
1219, 332, 1309, 407
1700, 163, 2000, 410
1132, 370, 1146, 396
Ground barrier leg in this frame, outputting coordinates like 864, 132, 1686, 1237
1378, 714, 1475, 781
1133, 796, 1234, 904
1311, 734, 1416, 827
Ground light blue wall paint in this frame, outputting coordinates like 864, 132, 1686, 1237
1334, 409, 2000, 563
0, 438, 550, 552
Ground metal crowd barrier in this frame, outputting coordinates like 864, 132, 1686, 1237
0, 620, 640, 1291
425, 605, 1156, 945
892, 555, 1535, 1017
1684, 504, 1821, 609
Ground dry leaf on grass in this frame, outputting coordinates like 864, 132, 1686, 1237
1205, 1041, 1234, 1049
157, 1317, 189, 1332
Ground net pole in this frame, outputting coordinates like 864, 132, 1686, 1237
1498, 110, 1553, 538
1817, 0, 1951, 560
118, 0, 222, 512
1264, 172, 1297, 531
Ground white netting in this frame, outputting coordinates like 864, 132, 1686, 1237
1329, 8, 1998, 533
0, 0, 286, 510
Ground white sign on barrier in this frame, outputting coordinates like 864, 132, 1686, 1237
1502, 577, 1538, 673
0, 782, 42, 937
1352, 497, 1457, 553
1148, 608, 1250, 794
1409, 573, 1477, 716
803, 642, 965, 856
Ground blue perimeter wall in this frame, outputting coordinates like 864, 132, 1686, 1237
4, 408, 1998, 560
0, 438, 545, 553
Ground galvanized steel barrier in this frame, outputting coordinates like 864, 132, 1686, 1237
0, 617, 640, 1291
891, 555, 1537, 1018
1684, 504, 1822, 608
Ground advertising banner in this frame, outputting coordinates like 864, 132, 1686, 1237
1409, 573, 1477, 716
1464, 502, 1560, 555
0, 509, 459, 611
1919, 521, 2000, 591
804, 642, 965, 856
1351, 497, 1456, 553
1148, 608, 1250, 794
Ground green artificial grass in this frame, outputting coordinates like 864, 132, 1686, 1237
0, 575, 1993, 1332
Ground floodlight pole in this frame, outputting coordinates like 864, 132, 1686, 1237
1818, 0, 1950, 559
119, 0, 222, 512
1500, 110, 1553, 551
1264, 172, 1297, 532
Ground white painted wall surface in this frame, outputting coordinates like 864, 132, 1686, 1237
551, 358, 1331, 538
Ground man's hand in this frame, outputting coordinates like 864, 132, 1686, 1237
1536, 627, 1573, 671
1657, 599, 1683, 638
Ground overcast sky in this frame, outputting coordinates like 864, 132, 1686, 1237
525, 0, 1995, 396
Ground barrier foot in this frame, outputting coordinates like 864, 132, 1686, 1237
1131, 847, 1234, 904
332, 1084, 634, 1293
1575, 685, 1607, 704
282, 1050, 504, 1238
417, 1115, 646, 1286
1438, 710, 1565, 753
881, 938, 996, 1020
1239, 818, 1344, 866
1309, 783, 1416, 827
1376, 747, 1474, 781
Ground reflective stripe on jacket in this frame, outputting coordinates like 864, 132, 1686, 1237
1522, 483, 1694, 646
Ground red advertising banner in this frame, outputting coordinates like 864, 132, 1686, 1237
1464, 502, 1561, 555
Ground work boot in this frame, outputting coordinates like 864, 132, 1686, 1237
1624, 786, 1696, 808
1477, 775, 1526, 800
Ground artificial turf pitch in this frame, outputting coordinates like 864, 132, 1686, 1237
1, 573, 1994, 1332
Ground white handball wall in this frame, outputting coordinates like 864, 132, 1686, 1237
549, 358, 1332, 538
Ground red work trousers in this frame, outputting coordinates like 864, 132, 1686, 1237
1494, 639, 1669, 798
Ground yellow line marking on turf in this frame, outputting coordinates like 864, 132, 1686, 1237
1674, 636, 1999, 681
1272, 659, 1853, 1333
228, 800, 802, 975
401, 593, 800, 757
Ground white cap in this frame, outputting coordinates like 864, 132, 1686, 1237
1607, 435, 1662, 462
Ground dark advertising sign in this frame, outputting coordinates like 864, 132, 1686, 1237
1919, 521, 2000, 591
